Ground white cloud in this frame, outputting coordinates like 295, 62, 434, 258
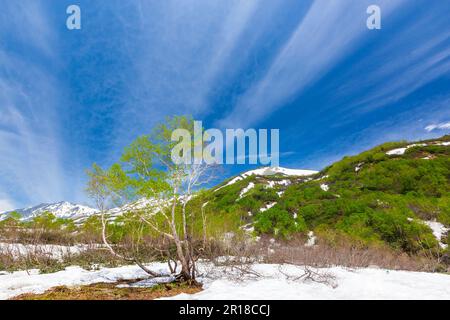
425, 122, 450, 132
0, 198, 15, 213
297, 97, 450, 170
105, 0, 262, 148
0, 3, 68, 207
219, 0, 406, 128
340, 28, 450, 116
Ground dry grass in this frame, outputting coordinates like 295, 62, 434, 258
0, 247, 126, 273
262, 237, 445, 272
2, 233, 447, 279
11, 280, 202, 300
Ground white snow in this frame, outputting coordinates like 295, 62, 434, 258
320, 184, 329, 192
215, 167, 317, 192
240, 223, 254, 233
277, 179, 291, 186
0, 197, 175, 224
243, 167, 318, 177
305, 231, 317, 247
0, 201, 98, 222
386, 143, 429, 156
238, 182, 255, 200
266, 179, 291, 189
107, 197, 169, 219
386, 147, 408, 155
163, 264, 450, 300
118, 276, 176, 288
0, 243, 94, 260
260, 202, 276, 212
2, 263, 450, 300
214, 176, 244, 192
0, 263, 168, 300
423, 220, 449, 249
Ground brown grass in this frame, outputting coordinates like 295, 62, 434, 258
11, 280, 202, 300
262, 236, 444, 272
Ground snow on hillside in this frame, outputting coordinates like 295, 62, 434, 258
0, 198, 166, 223
0, 243, 94, 260
423, 220, 449, 249
107, 198, 167, 219
242, 166, 318, 177
1, 263, 450, 300
0, 166, 319, 221
386, 141, 449, 156
215, 166, 318, 192
0, 201, 98, 222
386, 147, 408, 155
239, 182, 255, 199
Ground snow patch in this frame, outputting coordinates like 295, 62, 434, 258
243, 167, 318, 177
163, 264, 450, 300
0, 263, 168, 300
215, 167, 317, 192
423, 220, 449, 249
305, 231, 317, 247
386, 143, 428, 156
260, 202, 276, 212
214, 176, 244, 192
238, 182, 255, 200
386, 147, 407, 155
240, 223, 254, 233
2, 263, 450, 300
1, 202, 98, 222
266, 179, 291, 189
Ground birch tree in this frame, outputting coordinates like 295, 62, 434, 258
86, 116, 217, 283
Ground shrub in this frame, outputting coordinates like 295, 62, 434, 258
254, 206, 306, 238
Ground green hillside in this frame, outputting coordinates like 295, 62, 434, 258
2, 135, 448, 259
192, 135, 450, 255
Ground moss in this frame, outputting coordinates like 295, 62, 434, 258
11, 281, 202, 300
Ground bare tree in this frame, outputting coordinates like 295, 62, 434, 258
86, 116, 218, 283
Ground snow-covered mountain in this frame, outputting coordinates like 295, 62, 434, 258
242, 166, 318, 177
0, 166, 318, 222
0, 201, 98, 221
215, 166, 318, 191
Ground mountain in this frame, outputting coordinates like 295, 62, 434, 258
1, 135, 449, 255
0, 166, 317, 223
0, 201, 98, 221
188, 135, 450, 254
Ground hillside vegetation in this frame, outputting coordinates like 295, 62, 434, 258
2, 135, 449, 268
192, 135, 450, 255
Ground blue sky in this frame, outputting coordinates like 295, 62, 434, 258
0, 0, 449, 210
